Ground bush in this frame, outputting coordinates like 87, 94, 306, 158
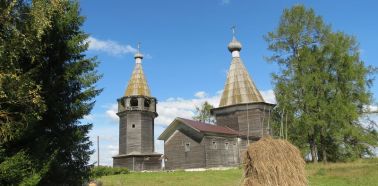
90, 166, 129, 178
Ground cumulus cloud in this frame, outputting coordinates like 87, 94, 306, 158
155, 139, 164, 154
364, 105, 378, 113
260, 89, 276, 104
105, 104, 119, 122
86, 36, 137, 56
107, 145, 119, 156
194, 91, 208, 99
155, 91, 221, 126
368, 105, 378, 112
89, 131, 119, 166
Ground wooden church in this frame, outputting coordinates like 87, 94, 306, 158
113, 31, 275, 170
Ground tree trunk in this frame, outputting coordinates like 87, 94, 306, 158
322, 147, 327, 163
309, 136, 318, 163
320, 128, 327, 163
311, 143, 318, 163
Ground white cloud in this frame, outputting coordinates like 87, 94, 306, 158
105, 104, 119, 122
362, 105, 378, 113
89, 131, 119, 166
155, 139, 164, 154
86, 36, 137, 56
368, 105, 378, 112
260, 89, 276, 104
83, 114, 94, 121
155, 91, 221, 126
194, 91, 207, 99
107, 145, 119, 156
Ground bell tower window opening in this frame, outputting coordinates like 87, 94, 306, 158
144, 99, 151, 107
130, 98, 138, 107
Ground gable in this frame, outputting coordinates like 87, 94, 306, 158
158, 119, 204, 143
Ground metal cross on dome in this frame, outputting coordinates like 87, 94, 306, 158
137, 42, 141, 52
231, 25, 236, 37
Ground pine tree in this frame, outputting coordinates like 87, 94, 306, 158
0, 0, 101, 185
265, 5, 377, 162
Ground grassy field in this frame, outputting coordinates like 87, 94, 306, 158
99, 158, 378, 186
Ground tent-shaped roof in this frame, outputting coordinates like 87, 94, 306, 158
124, 62, 151, 97
219, 35, 264, 107
219, 57, 264, 107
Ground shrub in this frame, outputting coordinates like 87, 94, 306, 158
90, 166, 129, 178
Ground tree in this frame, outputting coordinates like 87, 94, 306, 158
0, 0, 101, 185
265, 5, 377, 163
193, 101, 215, 123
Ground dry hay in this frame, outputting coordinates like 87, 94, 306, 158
242, 137, 307, 186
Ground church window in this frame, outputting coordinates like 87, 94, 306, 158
212, 141, 217, 149
130, 98, 138, 107
225, 142, 229, 150
132, 124, 135, 128
185, 143, 190, 152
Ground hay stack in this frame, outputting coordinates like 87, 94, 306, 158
242, 137, 307, 186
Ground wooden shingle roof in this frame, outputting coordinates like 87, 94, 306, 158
178, 118, 239, 135
158, 117, 239, 141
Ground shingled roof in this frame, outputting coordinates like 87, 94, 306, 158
124, 61, 151, 97
158, 117, 239, 141
178, 118, 239, 135
219, 36, 264, 107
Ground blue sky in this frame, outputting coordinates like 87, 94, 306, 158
79, 0, 378, 165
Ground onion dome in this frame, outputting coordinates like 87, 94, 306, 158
134, 51, 143, 59
227, 37, 242, 52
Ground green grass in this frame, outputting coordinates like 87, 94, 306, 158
98, 158, 378, 186
307, 158, 378, 186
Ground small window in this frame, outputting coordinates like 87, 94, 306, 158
144, 99, 150, 107
132, 124, 135, 128
130, 98, 138, 107
225, 142, 229, 150
212, 141, 217, 149
185, 143, 190, 152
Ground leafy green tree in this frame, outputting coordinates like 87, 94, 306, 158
193, 101, 215, 123
0, 0, 101, 185
266, 5, 377, 162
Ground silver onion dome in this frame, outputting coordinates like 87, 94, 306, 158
134, 51, 144, 59
227, 37, 242, 52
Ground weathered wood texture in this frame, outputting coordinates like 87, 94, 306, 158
165, 130, 206, 170
164, 130, 240, 170
118, 111, 156, 154
118, 114, 127, 154
113, 155, 161, 171
203, 136, 239, 168
213, 103, 274, 138
114, 96, 161, 170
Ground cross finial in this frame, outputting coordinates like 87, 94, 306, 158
231, 25, 236, 37
137, 42, 141, 52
